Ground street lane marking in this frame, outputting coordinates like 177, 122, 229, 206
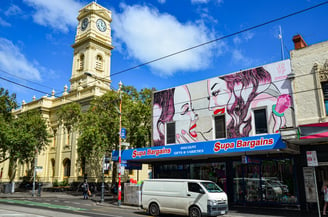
0, 199, 87, 211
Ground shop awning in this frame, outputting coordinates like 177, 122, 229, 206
112, 134, 286, 163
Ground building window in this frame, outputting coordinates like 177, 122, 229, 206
78, 54, 84, 70
96, 55, 103, 71
322, 82, 328, 115
63, 159, 71, 177
254, 109, 268, 134
166, 122, 175, 144
215, 115, 226, 139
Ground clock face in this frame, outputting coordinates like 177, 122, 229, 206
81, 18, 88, 31
96, 19, 107, 32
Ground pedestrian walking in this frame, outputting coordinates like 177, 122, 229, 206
82, 180, 89, 200
322, 182, 328, 215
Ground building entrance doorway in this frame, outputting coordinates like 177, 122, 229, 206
316, 165, 328, 213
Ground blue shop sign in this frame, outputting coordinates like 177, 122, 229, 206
112, 134, 286, 162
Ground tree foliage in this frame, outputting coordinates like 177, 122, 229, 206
56, 102, 82, 132
77, 86, 154, 178
0, 88, 50, 181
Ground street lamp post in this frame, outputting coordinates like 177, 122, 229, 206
118, 81, 123, 206
32, 149, 38, 197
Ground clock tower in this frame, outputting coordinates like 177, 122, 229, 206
70, 2, 113, 92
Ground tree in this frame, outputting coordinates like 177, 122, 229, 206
0, 88, 17, 121
78, 90, 120, 179
6, 110, 50, 182
0, 88, 17, 164
56, 102, 82, 133
77, 86, 154, 181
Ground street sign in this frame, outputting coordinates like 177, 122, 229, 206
121, 128, 126, 139
122, 142, 130, 147
35, 166, 43, 172
306, 151, 318, 167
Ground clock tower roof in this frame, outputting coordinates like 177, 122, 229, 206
77, 1, 111, 21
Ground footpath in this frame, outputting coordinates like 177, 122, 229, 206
0, 191, 321, 217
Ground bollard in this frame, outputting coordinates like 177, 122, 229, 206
38, 183, 41, 197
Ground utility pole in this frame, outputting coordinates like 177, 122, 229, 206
32, 149, 37, 197
101, 155, 105, 203
118, 81, 123, 206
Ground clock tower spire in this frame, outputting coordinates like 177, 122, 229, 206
70, 2, 113, 92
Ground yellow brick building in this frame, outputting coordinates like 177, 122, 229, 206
0, 2, 149, 187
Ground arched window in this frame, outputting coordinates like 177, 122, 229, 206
63, 158, 71, 177
95, 55, 103, 71
78, 54, 84, 70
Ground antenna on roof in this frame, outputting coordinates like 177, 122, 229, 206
278, 25, 285, 60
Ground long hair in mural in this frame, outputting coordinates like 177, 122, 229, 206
153, 60, 293, 146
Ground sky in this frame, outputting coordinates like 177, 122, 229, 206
1, 0, 328, 105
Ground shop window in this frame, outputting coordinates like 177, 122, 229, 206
188, 182, 203, 193
215, 115, 226, 139
166, 122, 175, 144
254, 109, 268, 134
322, 82, 328, 115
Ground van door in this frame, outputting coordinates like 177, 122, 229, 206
176, 182, 207, 215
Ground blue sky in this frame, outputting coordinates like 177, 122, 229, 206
1, 0, 328, 105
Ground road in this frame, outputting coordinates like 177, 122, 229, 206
0, 195, 318, 217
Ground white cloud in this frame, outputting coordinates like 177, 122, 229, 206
231, 49, 253, 66
233, 31, 254, 45
191, 0, 223, 4
5, 4, 23, 16
191, 0, 210, 3
112, 4, 218, 76
0, 17, 11, 27
158, 0, 166, 4
23, 0, 84, 33
0, 38, 41, 81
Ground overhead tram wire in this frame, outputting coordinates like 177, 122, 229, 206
109, 1, 328, 78
1, 1, 328, 99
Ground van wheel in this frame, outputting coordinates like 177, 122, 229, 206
149, 203, 160, 216
189, 206, 202, 217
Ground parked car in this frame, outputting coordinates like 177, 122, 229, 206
141, 179, 228, 217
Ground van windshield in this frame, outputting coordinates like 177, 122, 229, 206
201, 182, 223, 193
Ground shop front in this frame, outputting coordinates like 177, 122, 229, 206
113, 133, 300, 208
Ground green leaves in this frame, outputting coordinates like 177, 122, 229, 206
76, 86, 154, 165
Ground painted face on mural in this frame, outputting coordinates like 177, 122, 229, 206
173, 85, 199, 143
207, 77, 231, 115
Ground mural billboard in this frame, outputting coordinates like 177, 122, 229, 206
153, 60, 293, 146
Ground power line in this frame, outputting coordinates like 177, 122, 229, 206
1, 1, 328, 100
0, 76, 49, 95
110, 1, 328, 77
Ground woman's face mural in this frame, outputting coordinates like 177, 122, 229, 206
153, 61, 293, 145
207, 77, 231, 115
173, 85, 198, 143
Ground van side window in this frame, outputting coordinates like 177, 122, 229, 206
188, 182, 202, 193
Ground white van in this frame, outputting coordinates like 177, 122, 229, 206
141, 179, 228, 217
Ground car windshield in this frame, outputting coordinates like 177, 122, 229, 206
201, 182, 223, 193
